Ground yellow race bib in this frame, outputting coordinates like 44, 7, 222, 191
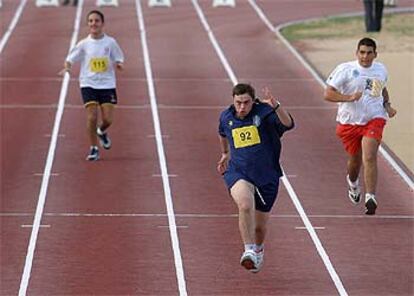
89, 57, 109, 73
232, 125, 261, 148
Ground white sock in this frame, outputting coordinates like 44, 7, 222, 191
255, 244, 264, 252
347, 174, 359, 187
365, 193, 376, 200
244, 244, 255, 252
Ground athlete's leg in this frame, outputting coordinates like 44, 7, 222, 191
254, 211, 270, 246
347, 149, 362, 183
85, 103, 99, 146
361, 136, 380, 194
230, 179, 256, 245
99, 103, 114, 132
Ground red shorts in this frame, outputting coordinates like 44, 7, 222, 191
336, 118, 386, 155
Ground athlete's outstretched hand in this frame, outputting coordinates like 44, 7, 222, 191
261, 87, 278, 108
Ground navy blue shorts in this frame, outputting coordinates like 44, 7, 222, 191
81, 87, 118, 106
224, 171, 280, 213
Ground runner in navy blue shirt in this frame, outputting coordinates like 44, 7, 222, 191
217, 83, 294, 272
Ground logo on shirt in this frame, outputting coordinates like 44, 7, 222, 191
352, 69, 360, 78
228, 120, 233, 127
104, 47, 110, 55
253, 115, 261, 127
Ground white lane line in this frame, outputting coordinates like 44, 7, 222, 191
2, 212, 414, 219
158, 225, 189, 229
0, 103, 337, 110
21, 225, 50, 228
191, 0, 237, 85
0, 76, 316, 82
18, 1, 84, 295
281, 175, 348, 296
0, 0, 28, 54
33, 173, 60, 177
249, 0, 414, 190
295, 226, 325, 230
152, 174, 178, 178
44, 134, 66, 138
193, 1, 348, 295
134, 1, 187, 295
147, 134, 170, 138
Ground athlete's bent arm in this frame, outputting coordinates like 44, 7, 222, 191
58, 61, 73, 76
382, 87, 397, 118
217, 136, 230, 175
275, 104, 293, 128
324, 85, 362, 103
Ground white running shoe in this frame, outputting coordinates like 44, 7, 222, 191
240, 250, 258, 271
86, 146, 99, 161
251, 249, 264, 273
365, 193, 377, 215
347, 175, 361, 204
97, 127, 111, 150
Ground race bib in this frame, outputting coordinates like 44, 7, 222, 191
232, 125, 261, 148
89, 57, 109, 73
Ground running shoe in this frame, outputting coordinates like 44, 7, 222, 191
86, 146, 99, 161
251, 249, 264, 273
365, 193, 377, 215
347, 175, 361, 204
97, 127, 111, 150
240, 250, 258, 271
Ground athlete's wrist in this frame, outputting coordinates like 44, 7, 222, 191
273, 101, 280, 111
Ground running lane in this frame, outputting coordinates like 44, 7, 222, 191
1, 2, 78, 294
251, 1, 413, 295
140, 1, 355, 295
19, 2, 181, 295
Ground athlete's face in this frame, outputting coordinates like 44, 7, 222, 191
88, 13, 104, 37
356, 45, 377, 68
233, 93, 253, 119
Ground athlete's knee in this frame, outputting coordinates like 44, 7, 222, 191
236, 196, 254, 212
101, 117, 113, 127
363, 151, 377, 165
87, 113, 98, 124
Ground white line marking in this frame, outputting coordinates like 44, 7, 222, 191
191, 0, 238, 85
44, 134, 66, 138
281, 175, 348, 295
196, 1, 348, 295
0, 103, 337, 110
2, 212, 414, 219
295, 226, 325, 230
250, 0, 414, 190
135, 1, 187, 295
152, 174, 178, 178
0, 76, 315, 82
0, 0, 28, 54
33, 173, 59, 177
18, 2, 84, 295
147, 134, 170, 138
21, 225, 50, 228
158, 225, 189, 229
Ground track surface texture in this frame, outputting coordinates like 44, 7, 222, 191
1, 0, 413, 295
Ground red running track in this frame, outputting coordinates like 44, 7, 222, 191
1, 0, 413, 295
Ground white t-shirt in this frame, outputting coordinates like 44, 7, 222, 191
66, 34, 124, 89
326, 60, 388, 125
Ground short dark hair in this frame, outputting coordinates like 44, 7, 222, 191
232, 83, 255, 99
87, 10, 105, 23
357, 37, 376, 52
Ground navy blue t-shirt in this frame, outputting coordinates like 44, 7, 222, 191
218, 101, 294, 187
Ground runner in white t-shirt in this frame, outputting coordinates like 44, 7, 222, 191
59, 10, 124, 161
324, 37, 396, 215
